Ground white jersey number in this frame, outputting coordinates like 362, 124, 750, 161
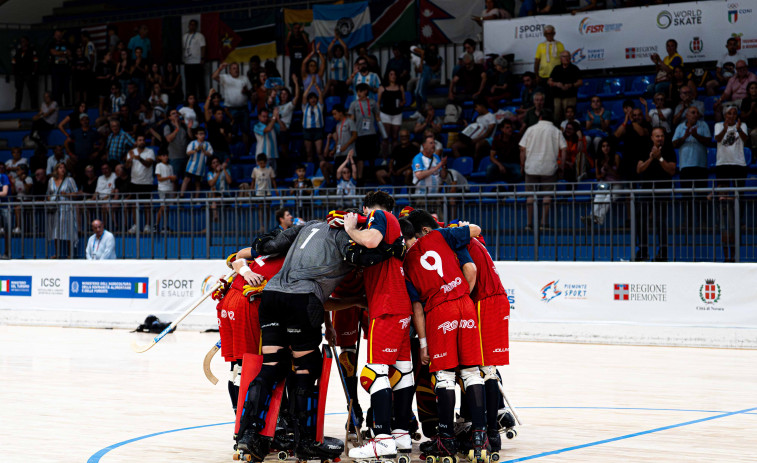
420, 250, 444, 278
300, 227, 320, 249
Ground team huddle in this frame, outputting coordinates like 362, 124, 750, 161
211, 191, 515, 463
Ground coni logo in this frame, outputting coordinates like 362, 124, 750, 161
657, 10, 672, 29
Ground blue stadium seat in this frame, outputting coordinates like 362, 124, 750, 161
626, 75, 652, 97
597, 78, 623, 98
345, 95, 356, 108
745, 147, 752, 165
707, 148, 717, 169
470, 157, 492, 181
324, 116, 336, 133
325, 96, 341, 113
450, 156, 474, 176
703, 96, 717, 117
577, 79, 598, 99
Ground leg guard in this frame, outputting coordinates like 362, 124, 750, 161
291, 349, 323, 442
392, 361, 414, 433
460, 366, 486, 430
361, 363, 392, 435
481, 366, 502, 431
237, 351, 291, 440
434, 369, 457, 435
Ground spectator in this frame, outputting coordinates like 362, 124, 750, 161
463, 39, 485, 65
377, 129, 417, 186
5, 148, 28, 180
49, 29, 71, 106
147, 61, 163, 90
148, 83, 168, 119
648, 39, 683, 95
182, 127, 213, 196
113, 163, 130, 200
523, 91, 551, 129
378, 69, 406, 154
31, 168, 47, 197
740, 82, 757, 149
127, 25, 152, 60
519, 112, 566, 231
326, 32, 350, 98
164, 109, 192, 181
58, 101, 88, 139
95, 161, 116, 200
125, 135, 155, 232
408, 44, 442, 118
488, 119, 523, 183
46, 145, 69, 177
253, 107, 281, 171
667, 66, 690, 109
95, 53, 115, 115
706, 37, 746, 96
251, 153, 276, 197
115, 49, 131, 94
584, 95, 611, 156
137, 101, 162, 142
534, 25, 564, 84
71, 47, 92, 104
212, 62, 252, 150
559, 105, 578, 129
207, 156, 231, 194
348, 83, 381, 182
336, 152, 357, 199
672, 86, 705, 127
164, 62, 183, 106
130, 47, 148, 97
106, 25, 119, 51
247, 55, 262, 91
28, 147, 48, 174
80, 164, 98, 199
86, 219, 116, 260
641, 93, 672, 134
47, 162, 78, 258
179, 94, 201, 126
155, 151, 176, 230
356, 44, 381, 75
562, 121, 589, 182
715, 60, 757, 118
384, 44, 411, 87
106, 84, 126, 118
634, 127, 676, 261
124, 82, 141, 115
474, 0, 511, 24
0, 164, 9, 255
183, 19, 206, 100
568, 0, 598, 15
286, 23, 310, 85
321, 104, 356, 185
66, 114, 100, 175
348, 56, 381, 99
82, 31, 96, 71
440, 162, 469, 192
584, 138, 621, 226
301, 42, 326, 94
302, 82, 325, 165
276, 81, 300, 161
105, 120, 135, 163
11, 164, 32, 234
452, 98, 497, 160
11, 36, 39, 111
548, 50, 582, 123
518, 72, 545, 116
448, 53, 486, 105
672, 106, 711, 188
290, 163, 313, 196
205, 106, 233, 161
413, 103, 442, 137
412, 134, 444, 195
30, 91, 59, 146
485, 56, 516, 109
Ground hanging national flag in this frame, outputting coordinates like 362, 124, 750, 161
220, 11, 276, 63
369, 0, 416, 49
419, 0, 484, 44
313, 1, 372, 53
134, 282, 147, 294
81, 24, 108, 53
284, 8, 314, 39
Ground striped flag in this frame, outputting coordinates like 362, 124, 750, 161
313, 1, 373, 53
134, 282, 147, 294
419, 0, 484, 44
81, 24, 108, 52
221, 11, 277, 63
369, 0, 416, 48
0, 280, 9, 292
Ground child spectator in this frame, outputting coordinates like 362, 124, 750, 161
251, 154, 276, 197
348, 83, 381, 182
290, 163, 313, 196
155, 151, 176, 231
11, 164, 31, 234
254, 107, 281, 172
182, 127, 213, 197
302, 82, 325, 165
207, 156, 232, 222
336, 151, 357, 206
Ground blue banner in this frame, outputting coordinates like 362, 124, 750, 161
69, 277, 150, 299
0, 276, 32, 297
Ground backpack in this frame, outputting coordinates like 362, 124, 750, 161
443, 103, 462, 124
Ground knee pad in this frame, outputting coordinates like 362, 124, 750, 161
339, 348, 357, 377
392, 360, 414, 391
261, 350, 292, 379
480, 365, 499, 382
460, 366, 485, 389
434, 369, 456, 393
360, 363, 391, 394
230, 363, 242, 387
293, 349, 322, 377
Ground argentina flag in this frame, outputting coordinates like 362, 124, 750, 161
313, 1, 373, 52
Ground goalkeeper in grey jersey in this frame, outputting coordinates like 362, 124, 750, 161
236, 218, 404, 460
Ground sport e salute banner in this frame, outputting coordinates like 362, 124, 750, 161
484, 0, 757, 73
497, 261, 757, 328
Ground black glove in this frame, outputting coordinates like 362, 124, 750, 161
252, 229, 280, 255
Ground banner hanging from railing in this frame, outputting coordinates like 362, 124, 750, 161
484, 0, 757, 74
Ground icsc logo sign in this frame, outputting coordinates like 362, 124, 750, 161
38, 277, 64, 296
0, 276, 32, 296
69, 276, 149, 299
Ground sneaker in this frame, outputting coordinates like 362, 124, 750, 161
348, 434, 397, 459
143, 224, 154, 233
392, 430, 412, 452
12, 227, 21, 235
127, 224, 138, 234
524, 225, 533, 233
0, 227, 5, 235
408, 111, 422, 120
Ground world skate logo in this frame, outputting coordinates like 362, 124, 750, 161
440, 277, 462, 294
399, 316, 411, 329
438, 320, 458, 333
433, 352, 447, 359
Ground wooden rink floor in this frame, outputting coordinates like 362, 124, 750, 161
2, 326, 756, 463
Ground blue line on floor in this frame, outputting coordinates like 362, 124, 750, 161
500, 406, 757, 462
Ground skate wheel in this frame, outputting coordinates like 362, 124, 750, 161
505, 429, 517, 440
233, 454, 240, 461
490, 453, 500, 462
398, 455, 411, 463
442, 457, 455, 463
278, 451, 289, 461
426, 456, 436, 463
244, 456, 253, 462
412, 433, 422, 441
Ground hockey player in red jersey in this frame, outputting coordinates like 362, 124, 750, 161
402, 209, 490, 462
342, 191, 415, 459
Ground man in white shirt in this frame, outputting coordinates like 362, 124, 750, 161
519, 112, 566, 231
451, 98, 497, 159
706, 37, 747, 96
125, 135, 155, 233
212, 62, 252, 149
183, 19, 206, 99
95, 162, 116, 199
86, 219, 116, 260
46, 145, 69, 178
412, 134, 445, 195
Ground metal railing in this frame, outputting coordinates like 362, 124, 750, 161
1, 181, 754, 262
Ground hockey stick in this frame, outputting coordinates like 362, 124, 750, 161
328, 342, 364, 446
498, 381, 522, 426
131, 271, 237, 353
203, 339, 222, 384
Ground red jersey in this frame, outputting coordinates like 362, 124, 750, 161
403, 228, 471, 312
467, 239, 506, 302
231, 254, 286, 291
331, 269, 365, 298
362, 209, 412, 317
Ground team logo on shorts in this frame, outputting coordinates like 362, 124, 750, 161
440, 277, 462, 294
221, 310, 227, 318
399, 316, 411, 329
383, 348, 398, 353
438, 320, 458, 333
433, 352, 447, 359
493, 348, 509, 353
460, 319, 476, 329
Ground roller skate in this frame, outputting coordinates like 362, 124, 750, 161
419, 433, 458, 463
271, 412, 296, 460
235, 428, 270, 462
498, 409, 517, 440
464, 430, 489, 463
407, 414, 422, 441
454, 414, 472, 448
348, 434, 397, 463
295, 436, 344, 463
392, 430, 412, 463
487, 431, 501, 462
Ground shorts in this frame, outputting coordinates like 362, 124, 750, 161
524, 173, 558, 192
425, 296, 483, 373
332, 306, 369, 347
157, 190, 175, 201
183, 172, 204, 185
217, 287, 261, 361
130, 183, 154, 197
304, 127, 324, 142
259, 290, 323, 352
367, 313, 412, 365
476, 295, 509, 366
380, 112, 402, 126
355, 134, 379, 161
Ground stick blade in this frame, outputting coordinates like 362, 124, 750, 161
131, 339, 156, 353
203, 345, 220, 385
